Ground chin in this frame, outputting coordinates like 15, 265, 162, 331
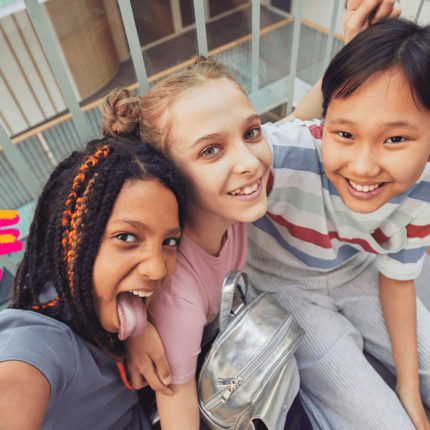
344, 200, 385, 214
241, 204, 268, 223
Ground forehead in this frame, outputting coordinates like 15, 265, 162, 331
326, 68, 430, 125
166, 79, 255, 139
108, 178, 179, 227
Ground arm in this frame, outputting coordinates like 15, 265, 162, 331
281, 77, 323, 122
156, 379, 200, 430
379, 273, 429, 430
281, 0, 401, 123
125, 321, 173, 395
0, 360, 50, 430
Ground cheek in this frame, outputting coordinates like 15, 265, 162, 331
92, 244, 115, 300
392, 158, 426, 185
167, 255, 177, 278
255, 140, 273, 167
321, 141, 337, 172
264, 146, 273, 167
159, 254, 177, 291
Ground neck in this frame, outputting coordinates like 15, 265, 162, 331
184, 211, 233, 256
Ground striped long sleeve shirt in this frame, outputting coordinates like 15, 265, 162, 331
248, 119, 430, 281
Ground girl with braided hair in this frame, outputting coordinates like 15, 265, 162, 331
0, 138, 186, 429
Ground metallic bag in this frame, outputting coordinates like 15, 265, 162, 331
198, 270, 304, 430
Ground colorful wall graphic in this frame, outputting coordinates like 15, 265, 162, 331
0, 210, 22, 280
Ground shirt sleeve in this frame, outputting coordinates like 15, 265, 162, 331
376, 214, 430, 280
0, 310, 78, 399
149, 288, 206, 385
263, 119, 324, 171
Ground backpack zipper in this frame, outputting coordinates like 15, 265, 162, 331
204, 313, 296, 410
217, 378, 242, 403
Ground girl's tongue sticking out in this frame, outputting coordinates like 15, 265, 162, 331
117, 292, 148, 341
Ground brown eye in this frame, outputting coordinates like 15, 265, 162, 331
337, 131, 353, 139
385, 136, 405, 144
245, 127, 261, 139
201, 146, 221, 158
116, 233, 137, 243
163, 238, 179, 247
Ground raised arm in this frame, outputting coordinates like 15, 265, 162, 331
379, 273, 430, 430
0, 360, 50, 430
284, 0, 401, 122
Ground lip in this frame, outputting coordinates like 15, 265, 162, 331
345, 178, 386, 200
228, 178, 263, 201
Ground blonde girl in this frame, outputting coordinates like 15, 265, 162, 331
102, 2, 401, 428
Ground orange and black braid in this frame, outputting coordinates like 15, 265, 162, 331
11, 138, 187, 360
61, 145, 110, 300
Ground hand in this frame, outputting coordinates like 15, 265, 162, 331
344, 0, 401, 44
396, 384, 430, 430
125, 321, 173, 395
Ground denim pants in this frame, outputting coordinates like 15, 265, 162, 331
246, 252, 430, 430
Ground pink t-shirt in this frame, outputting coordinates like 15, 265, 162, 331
149, 222, 247, 384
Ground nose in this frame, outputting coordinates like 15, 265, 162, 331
136, 247, 167, 281
232, 141, 260, 174
348, 144, 381, 178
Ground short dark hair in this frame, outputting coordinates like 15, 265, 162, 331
11, 138, 187, 359
322, 18, 430, 116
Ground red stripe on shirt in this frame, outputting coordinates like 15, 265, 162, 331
407, 224, 430, 238
372, 228, 390, 243
267, 211, 379, 253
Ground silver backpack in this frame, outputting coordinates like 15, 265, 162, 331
198, 270, 304, 430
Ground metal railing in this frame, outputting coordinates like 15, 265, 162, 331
0, 0, 428, 278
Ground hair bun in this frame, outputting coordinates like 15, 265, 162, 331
193, 55, 208, 64
102, 88, 141, 139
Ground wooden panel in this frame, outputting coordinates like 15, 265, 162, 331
103, 0, 129, 62
45, 0, 120, 99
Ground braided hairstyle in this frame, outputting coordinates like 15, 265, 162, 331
11, 138, 186, 359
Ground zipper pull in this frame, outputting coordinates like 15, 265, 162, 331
217, 377, 242, 403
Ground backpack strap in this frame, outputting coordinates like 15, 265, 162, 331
218, 270, 248, 333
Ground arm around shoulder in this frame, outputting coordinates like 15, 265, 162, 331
156, 379, 200, 430
0, 360, 50, 430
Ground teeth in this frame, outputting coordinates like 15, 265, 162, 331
349, 180, 380, 193
230, 180, 259, 196
130, 290, 153, 298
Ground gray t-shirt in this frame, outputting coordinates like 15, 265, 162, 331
0, 309, 147, 429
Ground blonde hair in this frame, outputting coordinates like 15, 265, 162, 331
102, 56, 242, 151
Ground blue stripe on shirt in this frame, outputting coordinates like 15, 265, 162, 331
272, 145, 323, 174
253, 215, 360, 269
387, 246, 429, 264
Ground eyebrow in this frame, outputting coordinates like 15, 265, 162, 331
328, 118, 415, 128
112, 219, 181, 235
191, 113, 261, 148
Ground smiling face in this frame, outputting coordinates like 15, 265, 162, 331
92, 178, 180, 337
322, 67, 430, 214
161, 79, 273, 229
